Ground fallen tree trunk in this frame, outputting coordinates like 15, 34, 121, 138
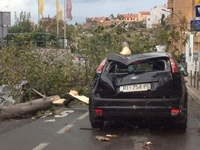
0, 89, 89, 121
0, 97, 53, 121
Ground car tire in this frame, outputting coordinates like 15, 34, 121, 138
174, 94, 188, 130
89, 112, 104, 129
174, 115, 187, 130
90, 120, 104, 129
175, 122, 187, 130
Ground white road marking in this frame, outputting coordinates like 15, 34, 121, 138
54, 110, 74, 118
57, 124, 74, 134
54, 112, 68, 118
77, 111, 89, 120
66, 110, 75, 113
44, 119, 56, 122
32, 143, 49, 150
33, 110, 89, 150
56, 111, 89, 134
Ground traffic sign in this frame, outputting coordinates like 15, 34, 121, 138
0, 12, 11, 25
190, 20, 200, 31
0, 26, 7, 38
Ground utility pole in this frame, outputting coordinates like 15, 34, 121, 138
57, 21, 59, 35
64, 0, 67, 49
0, 12, 3, 49
38, 2, 40, 24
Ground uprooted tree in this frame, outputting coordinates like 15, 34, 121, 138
0, 13, 187, 120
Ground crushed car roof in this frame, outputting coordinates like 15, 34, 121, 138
107, 52, 171, 65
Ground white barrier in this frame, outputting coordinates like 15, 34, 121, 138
187, 61, 199, 76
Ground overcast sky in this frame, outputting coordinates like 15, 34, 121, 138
0, 0, 167, 25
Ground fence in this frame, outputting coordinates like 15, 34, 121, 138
2, 32, 66, 48
187, 61, 200, 90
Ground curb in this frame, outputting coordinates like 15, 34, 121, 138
187, 85, 200, 105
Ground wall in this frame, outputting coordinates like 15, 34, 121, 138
146, 5, 171, 28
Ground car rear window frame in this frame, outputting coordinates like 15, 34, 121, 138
105, 57, 170, 75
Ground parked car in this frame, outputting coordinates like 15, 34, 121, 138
89, 52, 188, 130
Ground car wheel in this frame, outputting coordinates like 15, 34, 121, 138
174, 94, 188, 130
91, 120, 104, 129
182, 93, 188, 114
174, 115, 187, 130
175, 122, 187, 130
89, 112, 104, 129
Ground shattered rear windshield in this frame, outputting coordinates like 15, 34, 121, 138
107, 58, 169, 74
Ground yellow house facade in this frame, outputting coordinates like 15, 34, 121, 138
167, 0, 200, 54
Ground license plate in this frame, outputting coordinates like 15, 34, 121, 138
120, 83, 151, 92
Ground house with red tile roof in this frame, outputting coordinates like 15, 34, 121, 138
83, 11, 150, 28
138, 11, 150, 21
121, 13, 138, 22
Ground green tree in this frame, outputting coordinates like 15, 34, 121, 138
0, 13, 189, 103
69, 21, 155, 89
8, 11, 34, 33
150, 13, 188, 63
0, 33, 76, 102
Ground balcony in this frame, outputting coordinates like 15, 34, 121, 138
167, 0, 173, 9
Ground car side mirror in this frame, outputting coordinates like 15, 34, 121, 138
179, 65, 188, 77
180, 69, 188, 77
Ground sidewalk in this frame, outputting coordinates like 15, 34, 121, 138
184, 77, 200, 105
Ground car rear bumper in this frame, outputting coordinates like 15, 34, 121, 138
89, 94, 184, 119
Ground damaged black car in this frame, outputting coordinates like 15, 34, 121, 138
89, 52, 188, 130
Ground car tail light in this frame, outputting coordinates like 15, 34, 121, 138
171, 109, 180, 116
96, 58, 107, 73
169, 57, 179, 73
95, 109, 103, 115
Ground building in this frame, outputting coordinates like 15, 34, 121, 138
84, 11, 150, 28
167, 0, 199, 63
138, 11, 150, 22
121, 13, 138, 22
86, 17, 105, 24
146, 5, 171, 28
167, 0, 193, 27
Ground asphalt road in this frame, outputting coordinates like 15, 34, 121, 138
0, 94, 200, 150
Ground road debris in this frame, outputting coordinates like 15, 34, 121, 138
64, 125, 73, 132
0, 84, 15, 106
68, 90, 89, 104
141, 141, 153, 150
95, 136, 110, 142
44, 119, 56, 122
146, 141, 152, 145
50, 95, 66, 105
66, 110, 74, 113
80, 128, 100, 130
31, 117, 37, 120
119, 42, 132, 56
40, 112, 53, 118
198, 129, 200, 134
141, 145, 150, 150
106, 134, 117, 137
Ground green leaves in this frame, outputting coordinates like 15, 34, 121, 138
0, 37, 75, 102
8, 11, 33, 33
1, 13, 188, 103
